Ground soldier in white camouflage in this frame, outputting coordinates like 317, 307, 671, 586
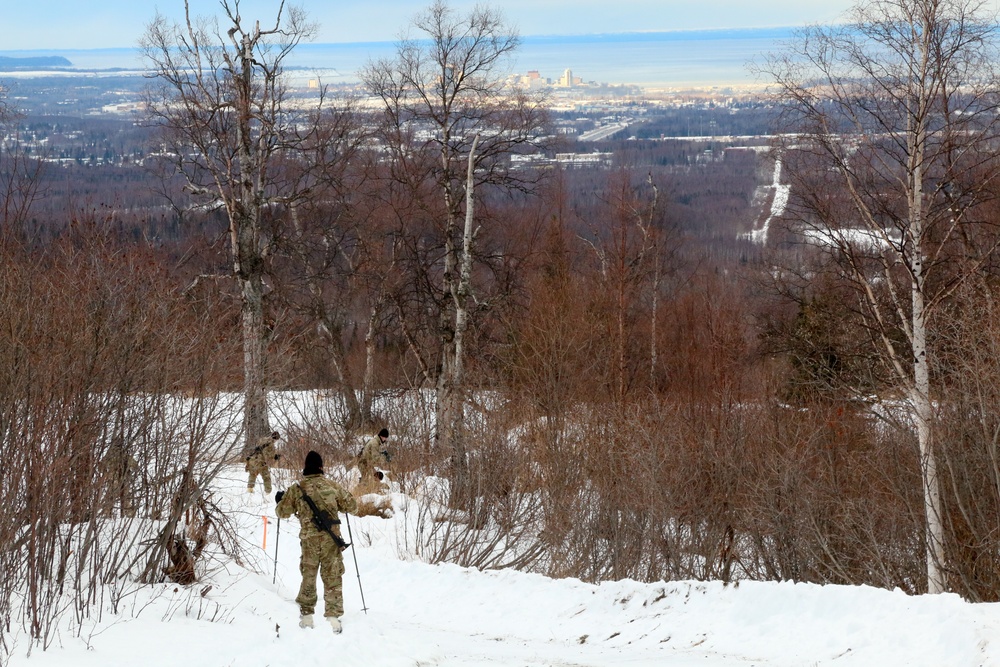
245, 431, 280, 494
275, 450, 358, 633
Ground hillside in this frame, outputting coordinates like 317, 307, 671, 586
7, 466, 1000, 667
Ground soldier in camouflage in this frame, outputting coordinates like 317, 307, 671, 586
356, 428, 390, 494
275, 450, 358, 633
246, 431, 280, 494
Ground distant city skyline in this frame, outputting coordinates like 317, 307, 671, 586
6, 0, 870, 52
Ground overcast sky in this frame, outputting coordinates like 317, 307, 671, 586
3, 0, 865, 51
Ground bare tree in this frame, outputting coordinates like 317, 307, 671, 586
764, 0, 1000, 593
580, 169, 668, 401
362, 0, 549, 498
0, 84, 45, 246
142, 0, 318, 450
271, 99, 379, 432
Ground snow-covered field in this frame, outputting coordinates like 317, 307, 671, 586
7, 462, 1000, 667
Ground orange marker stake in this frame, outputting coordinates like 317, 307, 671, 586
262, 515, 269, 549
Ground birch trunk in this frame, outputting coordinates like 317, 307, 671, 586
240, 273, 270, 450
453, 134, 479, 390
361, 302, 379, 426
445, 135, 480, 502
436, 119, 459, 456
233, 31, 270, 448
909, 129, 945, 593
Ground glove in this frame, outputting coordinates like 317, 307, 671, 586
274, 453, 281, 461
274, 490, 284, 503
381, 449, 392, 462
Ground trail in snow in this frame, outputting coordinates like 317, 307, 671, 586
8, 467, 1000, 666
746, 155, 789, 245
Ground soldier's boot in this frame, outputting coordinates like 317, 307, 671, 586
247, 486, 254, 494
299, 614, 314, 629
327, 616, 342, 634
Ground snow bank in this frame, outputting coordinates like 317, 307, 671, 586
8, 465, 1000, 666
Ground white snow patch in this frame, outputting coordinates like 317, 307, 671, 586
743, 156, 789, 245
7, 464, 1000, 666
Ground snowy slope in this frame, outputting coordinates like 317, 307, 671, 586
8, 466, 1000, 667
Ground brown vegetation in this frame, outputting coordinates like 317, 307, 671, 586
8, 0, 1000, 659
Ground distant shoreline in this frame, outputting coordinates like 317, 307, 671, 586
0, 55, 73, 71
0, 28, 796, 88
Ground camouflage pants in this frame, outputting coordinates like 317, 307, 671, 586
296, 534, 345, 618
246, 463, 272, 493
358, 459, 374, 481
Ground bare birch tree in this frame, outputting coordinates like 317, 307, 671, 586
765, 0, 1000, 593
142, 0, 318, 449
362, 0, 549, 498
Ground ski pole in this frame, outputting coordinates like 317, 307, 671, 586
344, 513, 368, 614
272, 516, 281, 585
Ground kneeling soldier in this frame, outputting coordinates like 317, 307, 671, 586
357, 427, 391, 494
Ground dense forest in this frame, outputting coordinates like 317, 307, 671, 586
4, 0, 1000, 655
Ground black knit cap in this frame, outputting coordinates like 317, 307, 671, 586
303, 450, 323, 475
378, 428, 389, 438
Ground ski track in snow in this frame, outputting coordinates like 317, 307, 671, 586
747, 155, 789, 245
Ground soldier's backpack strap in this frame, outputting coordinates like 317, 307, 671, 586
299, 487, 350, 550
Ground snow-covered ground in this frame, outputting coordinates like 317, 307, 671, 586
8, 465, 1000, 667
744, 155, 789, 246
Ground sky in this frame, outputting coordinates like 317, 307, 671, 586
2, 0, 861, 51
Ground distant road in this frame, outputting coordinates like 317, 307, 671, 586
578, 122, 629, 142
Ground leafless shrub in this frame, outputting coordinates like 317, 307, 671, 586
934, 289, 1000, 601
737, 399, 923, 590
447, 244, 932, 591
399, 399, 547, 571
0, 220, 245, 654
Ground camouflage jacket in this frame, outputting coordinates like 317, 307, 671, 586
276, 474, 358, 542
358, 435, 389, 471
245, 436, 277, 470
